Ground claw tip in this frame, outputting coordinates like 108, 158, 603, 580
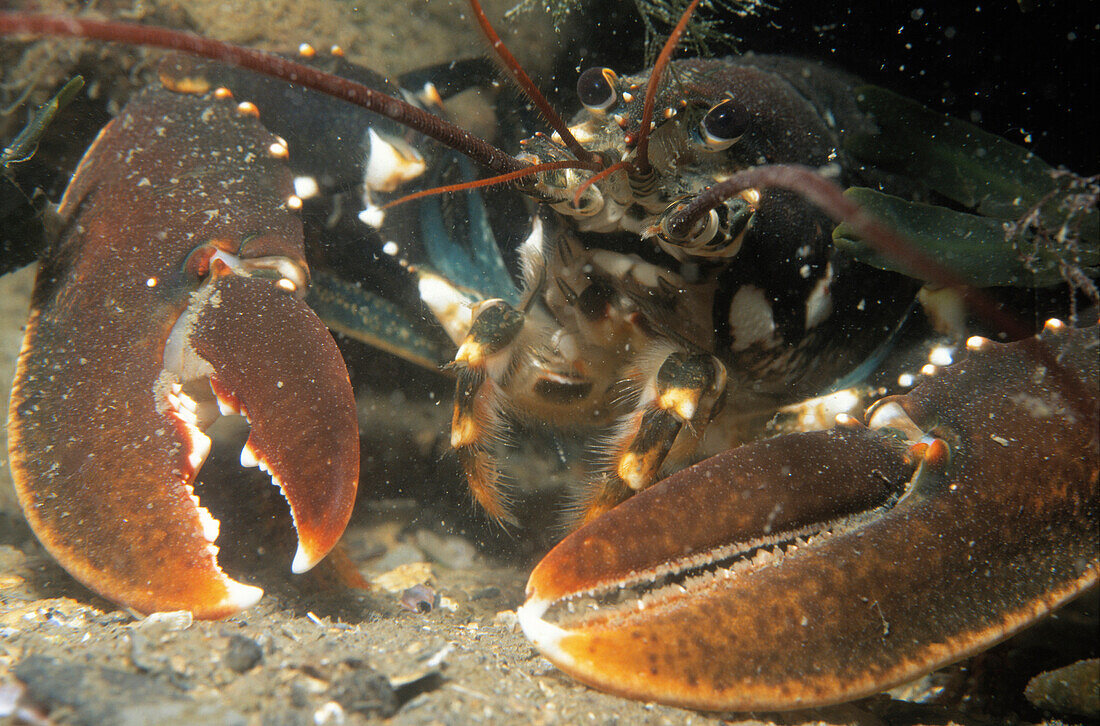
240, 443, 259, 468
517, 597, 575, 668
291, 542, 322, 574
225, 580, 264, 612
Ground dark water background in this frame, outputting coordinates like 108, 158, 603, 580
556, 0, 1096, 172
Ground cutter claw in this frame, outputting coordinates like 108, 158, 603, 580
522, 326, 1099, 711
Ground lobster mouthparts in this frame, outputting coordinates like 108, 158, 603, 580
520, 323, 1099, 711
7, 83, 359, 618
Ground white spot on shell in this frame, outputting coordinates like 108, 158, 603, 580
293, 176, 319, 199
929, 345, 955, 366
363, 127, 426, 192
358, 203, 385, 229
804, 266, 833, 330
729, 285, 777, 351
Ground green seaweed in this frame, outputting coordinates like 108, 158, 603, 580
834, 187, 1098, 288
838, 85, 1097, 288
2, 76, 84, 275
847, 85, 1084, 223
1, 75, 83, 171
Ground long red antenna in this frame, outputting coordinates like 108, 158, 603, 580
383, 160, 600, 210
633, 0, 704, 175
0, 12, 528, 176
572, 161, 628, 208
467, 0, 599, 165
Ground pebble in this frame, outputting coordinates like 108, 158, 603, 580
331, 666, 398, 718
261, 709, 313, 726
224, 634, 264, 673
414, 529, 476, 568
399, 583, 437, 613
14, 655, 245, 726
372, 562, 432, 593
132, 610, 193, 638
471, 585, 501, 601
492, 610, 519, 631
372, 542, 426, 572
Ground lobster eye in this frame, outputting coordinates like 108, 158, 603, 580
577, 67, 619, 113
698, 99, 751, 150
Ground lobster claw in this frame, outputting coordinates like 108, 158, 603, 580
175, 269, 359, 577
7, 83, 358, 619
519, 324, 1099, 711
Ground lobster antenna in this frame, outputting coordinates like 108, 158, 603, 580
669, 168, 1099, 418
662, 164, 1038, 342
633, 0, 704, 175
467, 0, 599, 165
382, 160, 600, 210
0, 12, 528, 177
572, 161, 629, 208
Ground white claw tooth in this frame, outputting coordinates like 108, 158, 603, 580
517, 598, 575, 667
188, 432, 212, 471
240, 444, 260, 468
196, 505, 220, 543
292, 542, 321, 574
224, 581, 264, 611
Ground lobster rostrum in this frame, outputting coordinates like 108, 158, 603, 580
1, 0, 1097, 713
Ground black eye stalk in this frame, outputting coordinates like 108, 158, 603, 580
694, 98, 751, 151
577, 67, 619, 113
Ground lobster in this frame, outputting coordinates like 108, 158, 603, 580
0, 0, 1096, 713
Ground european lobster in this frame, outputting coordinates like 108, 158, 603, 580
1, 0, 1096, 715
